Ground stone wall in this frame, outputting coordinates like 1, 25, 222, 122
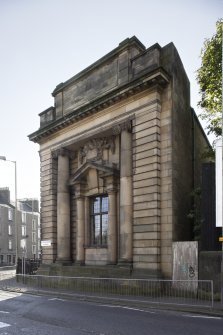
159, 44, 191, 277
132, 91, 161, 274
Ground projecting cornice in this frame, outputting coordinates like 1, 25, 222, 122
28, 67, 169, 143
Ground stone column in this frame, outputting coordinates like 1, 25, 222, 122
56, 149, 71, 263
107, 177, 117, 264
84, 197, 90, 247
119, 121, 133, 263
75, 183, 85, 264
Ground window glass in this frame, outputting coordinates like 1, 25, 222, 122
101, 214, 108, 244
22, 212, 26, 223
32, 219, 36, 230
101, 196, 108, 212
32, 245, 36, 255
8, 208, 13, 221
90, 195, 108, 246
22, 225, 26, 236
32, 232, 36, 243
93, 197, 100, 214
8, 240, 12, 250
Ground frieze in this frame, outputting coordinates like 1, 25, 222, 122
79, 136, 115, 164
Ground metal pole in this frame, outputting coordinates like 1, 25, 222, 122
221, 22, 223, 306
14, 161, 18, 267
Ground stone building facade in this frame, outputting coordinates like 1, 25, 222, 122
29, 37, 210, 278
0, 188, 40, 265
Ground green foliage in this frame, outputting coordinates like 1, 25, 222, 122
200, 146, 215, 161
196, 19, 222, 137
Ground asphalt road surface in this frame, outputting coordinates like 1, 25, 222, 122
0, 290, 222, 335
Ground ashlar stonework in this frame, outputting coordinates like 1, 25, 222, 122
29, 36, 210, 278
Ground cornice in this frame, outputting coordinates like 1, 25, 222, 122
28, 67, 170, 143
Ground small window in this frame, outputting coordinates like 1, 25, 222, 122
32, 232, 36, 243
32, 219, 36, 230
21, 225, 26, 237
32, 245, 36, 255
8, 208, 13, 221
8, 225, 12, 235
0, 255, 4, 264
90, 195, 108, 246
7, 255, 12, 264
22, 212, 26, 223
20, 239, 26, 249
8, 240, 12, 250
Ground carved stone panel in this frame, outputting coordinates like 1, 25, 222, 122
79, 136, 116, 164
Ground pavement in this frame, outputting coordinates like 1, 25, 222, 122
4, 283, 223, 318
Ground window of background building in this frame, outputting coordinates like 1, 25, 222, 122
8, 225, 12, 235
32, 219, 36, 230
20, 239, 26, 250
7, 255, 11, 264
90, 195, 108, 246
21, 225, 26, 236
22, 212, 26, 223
32, 232, 36, 243
0, 255, 4, 264
8, 208, 13, 221
32, 245, 36, 255
8, 240, 12, 250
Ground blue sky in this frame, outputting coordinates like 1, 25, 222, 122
0, 0, 222, 200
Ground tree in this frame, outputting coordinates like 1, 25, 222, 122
196, 19, 222, 137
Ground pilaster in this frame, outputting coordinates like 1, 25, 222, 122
55, 148, 71, 263
118, 120, 133, 263
75, 182, 86, 265
107, 176, 118, 264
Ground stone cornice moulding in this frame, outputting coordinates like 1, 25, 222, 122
29, 68, 169, 143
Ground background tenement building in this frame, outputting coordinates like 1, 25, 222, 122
0, 188, 40, 265
29, 37, 210, 278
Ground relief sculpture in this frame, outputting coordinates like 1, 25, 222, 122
79, 136, 116, 164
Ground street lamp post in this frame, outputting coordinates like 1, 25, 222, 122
221, 23, 223, 306
0, 156, 18, 266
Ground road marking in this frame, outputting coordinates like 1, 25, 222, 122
48, 297, 65, 302
99, 304, 155, 314
0, 311, 9, 314
0, 322, 10, 328
183, 314, 222, 320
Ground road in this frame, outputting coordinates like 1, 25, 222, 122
0, 290, 222, 335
